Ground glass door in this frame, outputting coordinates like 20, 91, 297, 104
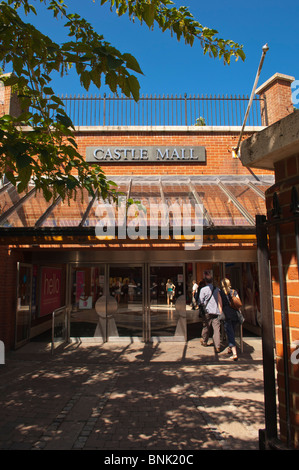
108, 265, 144, 340
68, 263, 186, 342
149, 264, 186, 340
15, 263, 32, 348
70, 264, 106, 339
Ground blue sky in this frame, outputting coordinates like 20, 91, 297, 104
15, 0, 299, 103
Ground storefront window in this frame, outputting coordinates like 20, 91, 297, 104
149, 265, 185, 339
68, 263, 186, 341
70, 265, 105, 337
109, 265, 143, 338
225, 262, 261, 329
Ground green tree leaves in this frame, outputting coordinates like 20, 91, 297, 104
0, 0, 245, 202
99, 1, 245, 64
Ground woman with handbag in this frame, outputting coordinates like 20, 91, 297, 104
220, 278, 242, 361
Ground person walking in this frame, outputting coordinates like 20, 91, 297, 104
114, 278, 122, 304
220, 278, 241, 361
199, 271, 223, 353
191, 280, 198, 309
166, 279, 175, 307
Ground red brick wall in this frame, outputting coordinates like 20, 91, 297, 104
0, 248, 22, 351
0, 82, 11, 117
257, 74, 294, 126
0, 76, 22, 118
75, 130, 272, 177
266, 153, 299, 448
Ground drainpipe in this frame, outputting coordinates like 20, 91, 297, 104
233, 43, 269, 158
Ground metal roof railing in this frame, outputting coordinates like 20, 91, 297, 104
56, 93, 266, 128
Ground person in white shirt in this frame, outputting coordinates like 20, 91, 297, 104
191, 280, 198, 310
199, 271, 223, 352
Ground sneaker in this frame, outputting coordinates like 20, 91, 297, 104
200, 339, 208, 347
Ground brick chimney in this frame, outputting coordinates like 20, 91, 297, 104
0, 73, 23, 118
0, 79, 9, 117
256, 73, 295, 126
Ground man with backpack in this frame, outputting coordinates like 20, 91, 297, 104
198, 271, 223, 353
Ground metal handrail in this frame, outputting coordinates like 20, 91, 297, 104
51, 305, 69, 355
55, 93, 265, 128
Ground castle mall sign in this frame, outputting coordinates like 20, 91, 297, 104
86, 146, 206, 163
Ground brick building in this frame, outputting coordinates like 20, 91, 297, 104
241, 85, 299, 449
0, 73, 294, 373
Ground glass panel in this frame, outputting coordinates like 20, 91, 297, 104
0, 185, 25, 217
194, 183, 250, 226
108, 265, 144, 339
84, 182, 129, 227
225, 262, 261, 328
162, 182, 194, 205
15, 264, 32, 347
130, 181, 161, 200
2, 191, 50, 227
222, 183, 267, 218
162, 182, 198, 229
0, 185, 37, 227
70, 265, 105, 338
149, 265, 186, 339
129, 181, 161, 226
43, 192, 87, 227
52, 309, 68, 349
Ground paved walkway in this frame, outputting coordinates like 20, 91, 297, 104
0, 336, 266, 451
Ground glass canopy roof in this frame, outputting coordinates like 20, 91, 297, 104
0, 176, 273, 240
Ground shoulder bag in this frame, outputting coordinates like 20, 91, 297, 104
229, 289, 242, 310
227, 289, 244, 324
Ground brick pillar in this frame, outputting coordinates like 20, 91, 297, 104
0, 79, 10, 117
256, 73, 295, 126
265, 154, 299, 449
240, 110, 299, 449
0, 248, 19, 351
0, 73, 22, 118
